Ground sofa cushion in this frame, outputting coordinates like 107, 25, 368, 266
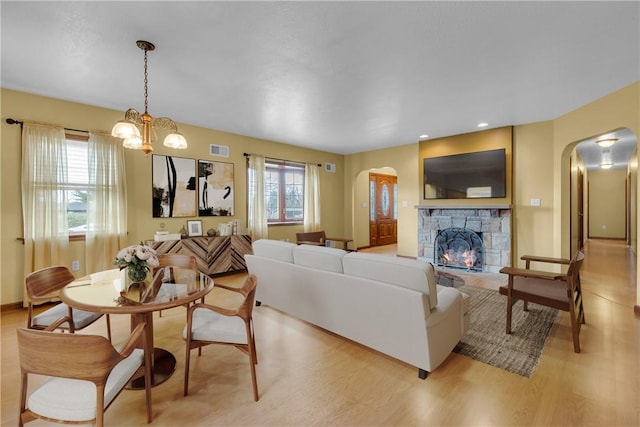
342, 252, 438, 309
293, 244, 347, 273
252, 239, 296, 263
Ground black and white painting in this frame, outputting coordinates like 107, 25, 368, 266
198, 160, 234, 216
152, 155, 196, 218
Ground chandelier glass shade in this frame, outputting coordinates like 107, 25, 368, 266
111, 40, 187, 155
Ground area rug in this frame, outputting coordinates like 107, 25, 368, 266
453, 285, 558, 378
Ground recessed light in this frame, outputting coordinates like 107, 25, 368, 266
477, 122, 488, 128
419, 134, 429, 139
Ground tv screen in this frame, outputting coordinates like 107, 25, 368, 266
423, 148, 506, 199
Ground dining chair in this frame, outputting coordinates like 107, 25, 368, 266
17, 316, 153, 427
499, 250, 586, 352
295, 230, 326, 246
153, 253, 199, 317
183, 274, 259, 401
25, 265, 111, 341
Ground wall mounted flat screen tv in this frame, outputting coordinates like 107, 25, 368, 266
423, 148, 506, 199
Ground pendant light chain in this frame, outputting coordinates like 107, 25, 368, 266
143, 47, 149, 114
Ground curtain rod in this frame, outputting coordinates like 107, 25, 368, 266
243, 152, 321, 167
5, 118, 89, 134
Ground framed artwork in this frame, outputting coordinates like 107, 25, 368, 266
152, 155, 196, 218
187, 220, 203, 237
198, 160, 234, 216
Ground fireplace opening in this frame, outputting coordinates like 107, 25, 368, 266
434, 227, 483, 271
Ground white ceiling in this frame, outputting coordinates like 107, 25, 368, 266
2, 1, 639, 162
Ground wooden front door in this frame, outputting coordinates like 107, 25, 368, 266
369, 173, 397, 247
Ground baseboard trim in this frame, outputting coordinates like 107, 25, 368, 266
1, 301, 24, 312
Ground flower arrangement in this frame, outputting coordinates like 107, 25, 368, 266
114, 243, 160, 282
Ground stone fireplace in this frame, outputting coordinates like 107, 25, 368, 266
417, 206, 511, 274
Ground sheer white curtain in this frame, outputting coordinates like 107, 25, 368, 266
21, 122, 70, 279
247, 154, 268, 240
303, 163, 321, 232
85, 131, 128, 272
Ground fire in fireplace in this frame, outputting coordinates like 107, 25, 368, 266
434, 227, 483, 271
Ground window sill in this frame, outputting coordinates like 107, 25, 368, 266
268, 221, 303, 227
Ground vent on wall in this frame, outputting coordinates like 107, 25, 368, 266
209, 144, 230, 157
325, 163, 336, 173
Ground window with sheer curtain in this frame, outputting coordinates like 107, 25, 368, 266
21, 123, 127, 275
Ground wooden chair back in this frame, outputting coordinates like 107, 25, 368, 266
17, 321, 152, 426
153, 254, 199, 315
295, 231, 326, 245
25, 265, 111, 340
25, 265, 75, 303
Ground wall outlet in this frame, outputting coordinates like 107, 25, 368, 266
71, 260, 80, 271
602, 225, 607, 230
531, 198, 541, 207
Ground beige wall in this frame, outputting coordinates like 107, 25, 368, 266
2, 82, 639, 307
0, 89, 344, 305
345, 144, 419, 258
588, 169, 627, 238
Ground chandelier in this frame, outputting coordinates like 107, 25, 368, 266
111, 40, 187, 155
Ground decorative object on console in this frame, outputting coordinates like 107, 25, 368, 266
198, 160, 234, 216
206, 228, 216, 236
187, 220, 203, 237
179, 225, 188, 238
152, 155, 196, 218
111, 40, 187, 155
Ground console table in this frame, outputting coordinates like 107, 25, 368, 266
146, 235, 252, 276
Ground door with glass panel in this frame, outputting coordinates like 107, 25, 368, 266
369, 173, 397, 247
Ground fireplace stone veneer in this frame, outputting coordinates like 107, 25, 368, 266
417, 206, 511, 274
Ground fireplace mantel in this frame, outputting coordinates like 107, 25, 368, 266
415, 204, 512, 210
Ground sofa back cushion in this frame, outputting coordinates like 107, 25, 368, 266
342, 252, 438, 309
252, 239, 296, 263
293, 244, 347, 273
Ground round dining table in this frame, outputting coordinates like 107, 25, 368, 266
61, 267, 214, 389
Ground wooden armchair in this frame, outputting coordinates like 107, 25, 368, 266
295, 231, 326, 246
183, 274, 259, 401
499, 251, 585, 353
25, 265, 111, 341
17, 317, 152, 427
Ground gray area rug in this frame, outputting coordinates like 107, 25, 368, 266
453, 285, 558, 378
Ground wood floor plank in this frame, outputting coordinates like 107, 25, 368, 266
2, 239, 638, 426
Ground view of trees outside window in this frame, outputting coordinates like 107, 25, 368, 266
66, 138, 89, 233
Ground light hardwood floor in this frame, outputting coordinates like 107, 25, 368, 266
2, 239, 638, 426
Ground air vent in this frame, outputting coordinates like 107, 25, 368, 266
325, 163, 336, 173
209, 144, 230, 157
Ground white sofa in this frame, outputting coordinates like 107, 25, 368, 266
245, 239, 469, 378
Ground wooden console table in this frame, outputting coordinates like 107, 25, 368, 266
146, 235, 252, 276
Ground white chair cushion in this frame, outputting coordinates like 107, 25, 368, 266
27, 348, 144, 422
32, 303, 102, 329
252, 239, 296, 263
183, 308, 247, 344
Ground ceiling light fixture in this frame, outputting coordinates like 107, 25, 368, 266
419, 134, 429, 139
600, 147, 613, 169
477, 122, 488, 128
595, 137, 618, 148
111, 40, 187, 155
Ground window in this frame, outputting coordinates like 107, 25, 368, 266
65, 136, 89, 234
265, 160, 305, 223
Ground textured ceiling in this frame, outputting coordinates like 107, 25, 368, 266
1, 1, 638, 164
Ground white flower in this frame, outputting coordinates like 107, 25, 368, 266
136, 246, 152, 260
